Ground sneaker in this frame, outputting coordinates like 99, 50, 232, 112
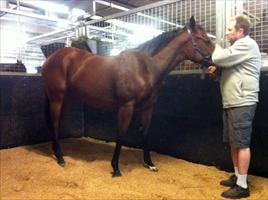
221, 184, 250, 199
220, 175, 237, 187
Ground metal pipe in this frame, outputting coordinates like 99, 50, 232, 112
26, 28, 75, 43
16, 0, 20, 10
93, 0, 96, 15
0, 7, 76, 25
94, 0, 129, 11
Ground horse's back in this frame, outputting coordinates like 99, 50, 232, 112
42, 47, 91, 72
42, 47, 93, 95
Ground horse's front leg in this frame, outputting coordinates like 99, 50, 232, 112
139, 107, 158, 172
111, 102, 134, 177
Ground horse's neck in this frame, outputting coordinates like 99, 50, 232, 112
152, 31, 188, 81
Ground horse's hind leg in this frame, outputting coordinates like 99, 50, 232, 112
111, 102, 134, 177
139, 107, 158, 172
49, 96, 65, 166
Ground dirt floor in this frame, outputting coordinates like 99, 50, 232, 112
1, 137, 268, 200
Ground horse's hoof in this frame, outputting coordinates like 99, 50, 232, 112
57, 159, 65, 167
58, 161, 65, 167
112, 171, 122, 177
149, 165, 158, 172
144, 163, 158, 172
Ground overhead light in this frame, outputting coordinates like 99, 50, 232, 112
71, 8, 86, 17
20, 0, 69, 14
90, 15, 102, 20
94, 0, 129, 11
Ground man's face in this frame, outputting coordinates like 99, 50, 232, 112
225, 20, 240, 44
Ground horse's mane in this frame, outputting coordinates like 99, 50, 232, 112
137, 27, 183, 56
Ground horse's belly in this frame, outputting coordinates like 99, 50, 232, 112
70, 83, 117, 110
83, 95, 116, 110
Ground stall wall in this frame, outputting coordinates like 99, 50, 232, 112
0, 72, 267, 177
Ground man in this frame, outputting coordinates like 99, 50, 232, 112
208, 15, 261, 199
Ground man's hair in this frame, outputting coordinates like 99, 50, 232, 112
234, 15, 250, 35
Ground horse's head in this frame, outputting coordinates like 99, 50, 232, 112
183, 16, 215, 67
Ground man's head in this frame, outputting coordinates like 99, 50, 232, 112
226, 15, 250, 44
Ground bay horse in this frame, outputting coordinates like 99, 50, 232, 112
42, 16, 215, 177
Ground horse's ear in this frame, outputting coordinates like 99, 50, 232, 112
189, 15, 196, 28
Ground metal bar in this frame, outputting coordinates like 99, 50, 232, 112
26, 28, 75, 43
94, 0, 129, 11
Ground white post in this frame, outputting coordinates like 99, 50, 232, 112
216, 0, 236, 48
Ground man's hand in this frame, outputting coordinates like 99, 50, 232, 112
207, 66, 217, 74
207, 65, 220, 81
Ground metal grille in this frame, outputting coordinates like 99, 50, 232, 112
1, 0, 268, 73
247, 0, 268, 70
80, 0, 216, 71
236, 0, 268, 54
84, 1, 216, 49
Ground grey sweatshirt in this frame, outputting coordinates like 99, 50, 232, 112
212, 35, 261, 108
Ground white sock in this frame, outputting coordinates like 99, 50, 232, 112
236, 174, 248, 189
234, 166, 239, 177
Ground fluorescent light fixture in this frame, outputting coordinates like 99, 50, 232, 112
71, 8, 86, 17
90, 15, 103, 20
20, 0, 69, 14
94, 0, 129, 11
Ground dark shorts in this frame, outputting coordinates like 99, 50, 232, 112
223, 104, 257, 148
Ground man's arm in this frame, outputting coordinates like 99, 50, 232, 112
212, 40, 250, 67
